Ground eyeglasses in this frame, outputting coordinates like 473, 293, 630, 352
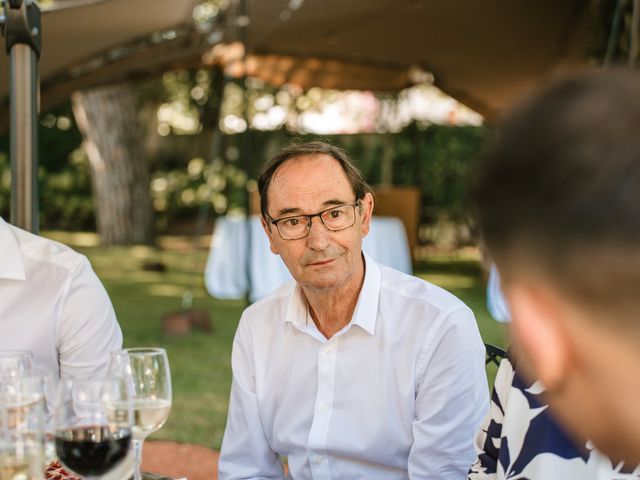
268, 201, 360, 240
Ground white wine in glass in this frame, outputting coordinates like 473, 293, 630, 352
108, 348, 171, 480
0, 375, 47, 480
0, 439, 44, 480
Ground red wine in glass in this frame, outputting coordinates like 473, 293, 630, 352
55, 425, 131, 478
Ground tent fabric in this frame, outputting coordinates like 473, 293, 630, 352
1, 0, 592, 127
244, 0, 592, 119
0, 0, 203, 130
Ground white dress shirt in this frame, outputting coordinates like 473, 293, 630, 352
0, 217, 122, 385
219, 254, 489, 479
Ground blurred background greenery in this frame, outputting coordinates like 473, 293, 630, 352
0, 72, 488, 250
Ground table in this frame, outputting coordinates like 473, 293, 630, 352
205, 215, 412, 301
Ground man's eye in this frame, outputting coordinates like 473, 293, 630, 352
285, 218, 300, 226
330, 210, 343, 218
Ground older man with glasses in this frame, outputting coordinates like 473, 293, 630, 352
218, 141, 489, 479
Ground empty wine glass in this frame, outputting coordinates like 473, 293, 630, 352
0, 350, 34, 379
54, 377, 132, 480
108, 348, 172, 480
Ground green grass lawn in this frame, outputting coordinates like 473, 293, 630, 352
46, 232, 507, 450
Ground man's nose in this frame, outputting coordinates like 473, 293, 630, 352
306, 216, 330, 250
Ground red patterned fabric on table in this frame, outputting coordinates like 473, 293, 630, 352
45, 460, 80, 480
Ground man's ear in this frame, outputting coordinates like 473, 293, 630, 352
506, 283, 572, 394
359, 192, 374, 237
261, 216, 279, 255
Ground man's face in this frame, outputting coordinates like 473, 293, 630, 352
262, 154, 373, 292
505, 277, 636, 463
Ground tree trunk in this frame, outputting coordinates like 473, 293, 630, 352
71, 83, 154, 245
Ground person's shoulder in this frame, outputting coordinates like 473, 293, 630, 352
379, 264, 471, 316
12, 226, 87, 275
241, 280, 297, 320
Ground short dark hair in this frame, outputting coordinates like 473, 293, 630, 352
258, 140, 373, 219
473, 69, 640, 323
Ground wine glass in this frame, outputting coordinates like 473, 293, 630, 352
108, 348, 172, 480
54, 377, 132, 480
0, 412, 45, 480
29, 370, 58, 467
0, 374, 46, 480
0, 374, 45, 432
0, 350, 34, 378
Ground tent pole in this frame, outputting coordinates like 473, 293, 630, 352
2, 0, 42, 233
10, 43, 39, 232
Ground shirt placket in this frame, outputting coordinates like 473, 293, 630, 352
306, 336, 339, 479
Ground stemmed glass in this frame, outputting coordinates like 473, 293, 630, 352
0, 374, 46, 480
108, 348, 172, 480
53, 377, 133, 480
0, 350, 34, 378
30, 370, 57, 467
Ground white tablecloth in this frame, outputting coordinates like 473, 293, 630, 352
205, 215, 412, 301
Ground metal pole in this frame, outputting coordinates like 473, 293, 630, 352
604, 0, 626, 68
3, 0, 42, 233
630, 0, 640, 66
9, 43, 38, 231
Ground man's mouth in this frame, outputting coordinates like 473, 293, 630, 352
308, 257, 335, 267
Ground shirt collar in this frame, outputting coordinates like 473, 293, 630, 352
350, 252, 380, 336
285, 284, 309, 329
0, 217, 26, 280
284, 252, 381, 337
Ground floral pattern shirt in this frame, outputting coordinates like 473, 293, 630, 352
468, 355, 639, 480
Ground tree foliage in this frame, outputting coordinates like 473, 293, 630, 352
0, 65, 486, 245
0, 119, 486, 239
0, 108, 95, 230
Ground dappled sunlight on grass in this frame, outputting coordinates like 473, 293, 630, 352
130, 245, 159, 258
43, 230, 100, 247
417, 273, 477, 290
157, 235, 212, 251
147, 284, 208, 298
101, 270, 172, 283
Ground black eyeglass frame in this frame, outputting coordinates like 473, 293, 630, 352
267, 200, 361, 240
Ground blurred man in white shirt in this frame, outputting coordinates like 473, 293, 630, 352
0, 216, 122, 384
219, 141, 489, 479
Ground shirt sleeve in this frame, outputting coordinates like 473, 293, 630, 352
218, 315, 284, 480
56, 256, 122, 380
468, 358, 513, 479
408, 306, 490, 479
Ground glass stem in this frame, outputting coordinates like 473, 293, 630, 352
132, 437, 145, 480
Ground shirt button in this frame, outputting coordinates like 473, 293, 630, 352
319, 403, 328, 413
312, 455, 324, 464
323, 345, 333, 354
